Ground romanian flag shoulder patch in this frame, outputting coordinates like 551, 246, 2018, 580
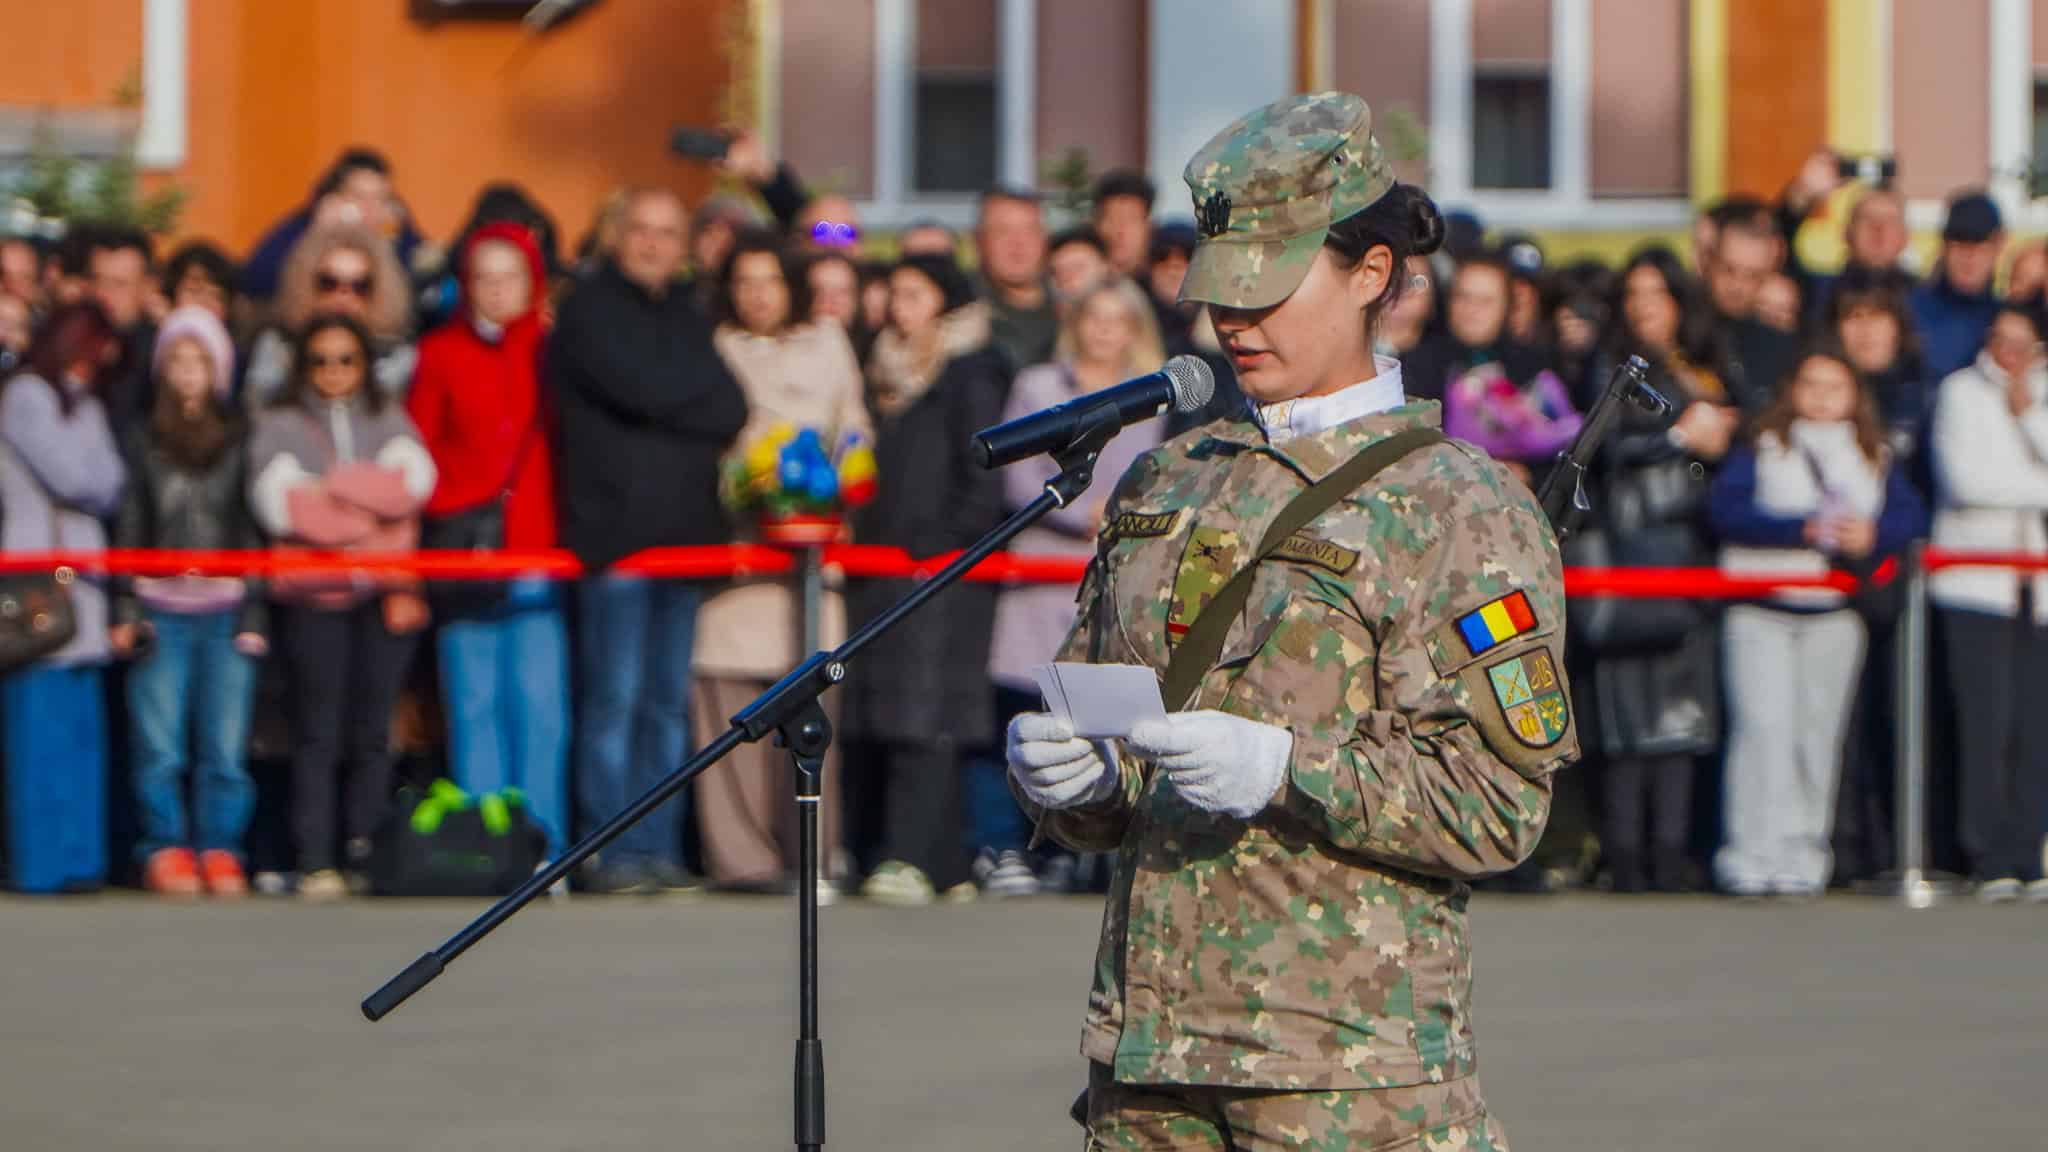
1425, 589, 1550, 676
1454, 590, 1538, 656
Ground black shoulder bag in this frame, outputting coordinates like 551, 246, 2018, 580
419, 415, 543, 621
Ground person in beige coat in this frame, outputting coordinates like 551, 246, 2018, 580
696, 231, 870, 893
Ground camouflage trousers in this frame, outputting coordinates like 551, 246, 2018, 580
1078, 1063, 1509, 1152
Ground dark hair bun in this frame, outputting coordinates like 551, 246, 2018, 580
1394, 185, 1446, 257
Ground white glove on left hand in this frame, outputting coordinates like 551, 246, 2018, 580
1124, 710, 1294, 819
1007, 712, 1123, 810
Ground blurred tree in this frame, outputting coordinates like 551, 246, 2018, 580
1040, 147, 1092, 227
1378, 104, 1430, 182
9, 70, 187, 236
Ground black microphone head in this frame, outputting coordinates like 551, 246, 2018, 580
1163, 355, 1215, 414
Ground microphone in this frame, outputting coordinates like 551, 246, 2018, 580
974, 355, 1214, 469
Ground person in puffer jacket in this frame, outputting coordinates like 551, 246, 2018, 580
112, 306, 269, 898
248, 311, 436, 901
1928, 303, 2048, 901
1708, 347, 1923, 898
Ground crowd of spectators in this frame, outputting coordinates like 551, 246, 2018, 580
2, 138, 2045, 906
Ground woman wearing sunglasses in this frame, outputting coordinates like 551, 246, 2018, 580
243, 223, 417, 410
249, 312, 436, 900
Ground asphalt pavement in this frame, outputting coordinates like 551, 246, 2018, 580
2, 892, 2039, 1151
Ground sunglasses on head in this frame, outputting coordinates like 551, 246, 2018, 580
810, 220, 859, 248
308, 352, 361, 370
316, 271, 373, 297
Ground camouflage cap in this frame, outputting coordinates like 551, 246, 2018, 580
1179, 91, 1395, 310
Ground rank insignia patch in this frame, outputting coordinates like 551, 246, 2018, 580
1168, 525, 1242, 647
1485, 648, 1568, 748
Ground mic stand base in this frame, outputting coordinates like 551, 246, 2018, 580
781, 699, 831, 1151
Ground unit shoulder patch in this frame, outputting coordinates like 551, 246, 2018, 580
1484, 647, 1569, 748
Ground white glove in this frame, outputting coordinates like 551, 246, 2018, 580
1125, 710, 1294, 819
1007, 712, 1122, 810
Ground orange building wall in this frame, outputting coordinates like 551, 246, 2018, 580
0, 0, 145, 108
1722, 0, 1827, 200
5, 1, 737, 254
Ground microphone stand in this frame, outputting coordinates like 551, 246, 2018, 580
363, 405, 1130, 1152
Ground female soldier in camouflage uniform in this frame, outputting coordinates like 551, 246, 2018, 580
1006, 92, 1578, 1150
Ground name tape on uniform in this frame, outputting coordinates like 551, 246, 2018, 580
1108, 509, 1185, 540
1270, 533, 1359, 575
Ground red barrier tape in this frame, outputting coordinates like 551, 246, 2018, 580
0, 545, 1928, 597
1921, 549, 2048, 574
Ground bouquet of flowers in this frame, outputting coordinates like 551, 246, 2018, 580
723, 422, 877, 544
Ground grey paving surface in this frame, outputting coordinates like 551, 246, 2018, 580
0, 893, 2040, 1151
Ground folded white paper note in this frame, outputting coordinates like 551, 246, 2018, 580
1030, 662, 1167, 739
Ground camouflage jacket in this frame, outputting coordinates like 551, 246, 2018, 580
1019, 400, 1576, 1091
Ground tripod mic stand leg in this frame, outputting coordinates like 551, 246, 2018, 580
782, 701, 831, 1151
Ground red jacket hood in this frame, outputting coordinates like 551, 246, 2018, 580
461, 221, 548, 326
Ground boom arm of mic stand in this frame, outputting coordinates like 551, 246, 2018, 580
362, 415, 1122, 1022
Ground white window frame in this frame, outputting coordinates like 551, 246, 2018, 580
1429, 0, 1691, 233
1904, 0, 2041, 235
859, 0, 1036, 230
1988, 0, 2042, 227
137, 0, 188, 169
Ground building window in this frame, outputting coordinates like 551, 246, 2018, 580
1473, 69, 1552, 190
915, 74, 997, 193
912, 0, 998, 195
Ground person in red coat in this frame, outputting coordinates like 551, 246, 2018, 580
406, 221, 568, 860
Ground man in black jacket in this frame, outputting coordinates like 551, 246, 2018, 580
86, 225, 160, 441
549, 187, 749, 895
1704, 213, 1799, 414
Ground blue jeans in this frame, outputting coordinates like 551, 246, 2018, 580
440, 585, 569, 857
965, 685, 1035, 855
128, 609, 257, 861
575, 577, 700, 867
4, 663, 108, 892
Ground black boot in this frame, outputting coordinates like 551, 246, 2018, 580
1651, 845, 1694, 893
1605, 848, 1648, 894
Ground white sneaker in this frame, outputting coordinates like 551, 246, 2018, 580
536, 860, 570, 901
861, 860, 934, 906
1977, 877, 2023, 904
2023, 878, 2048, 905
299, 869, 349, 902
977, 849, 1042, 898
